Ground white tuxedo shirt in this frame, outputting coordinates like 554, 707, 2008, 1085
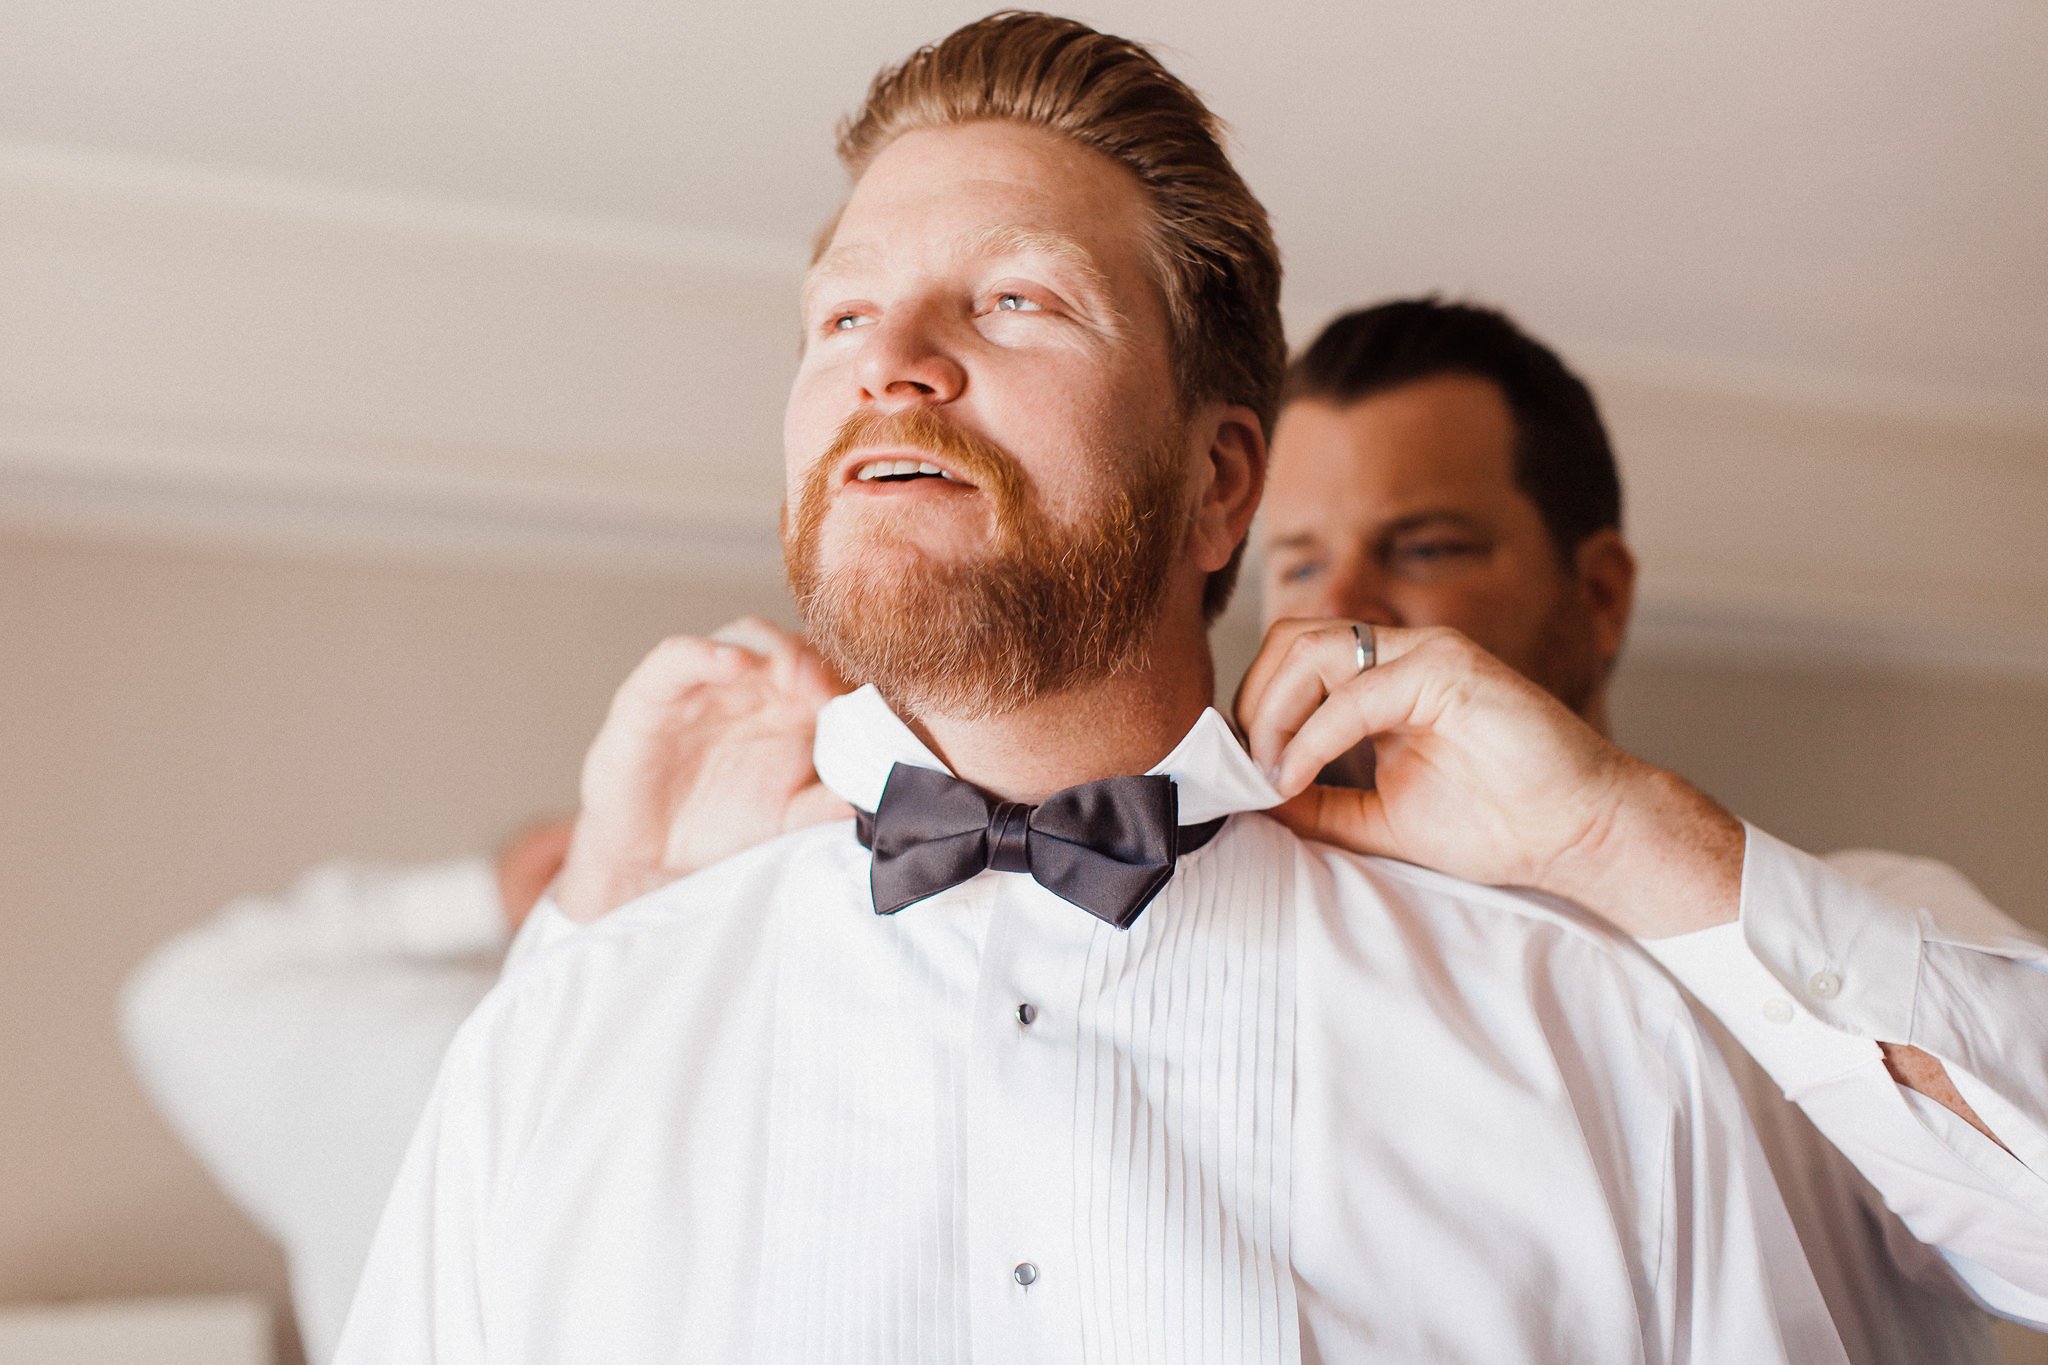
336, 687, 1848, 1363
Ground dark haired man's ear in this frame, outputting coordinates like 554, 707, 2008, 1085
1186, 405, 1267, 575
1575, 529, 1637, 672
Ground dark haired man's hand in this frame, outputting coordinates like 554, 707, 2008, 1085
1235, 618, 1744, 939
1238, 616, 2008, 1143
554, 618, 849, 923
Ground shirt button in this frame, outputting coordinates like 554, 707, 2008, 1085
1762, 997, 1795, 1024
1016, 1003, 1037, 1026
1808, 970, 1843, 1000
1012, 1262, 1038, 1287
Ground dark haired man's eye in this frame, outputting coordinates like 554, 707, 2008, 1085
1386, 538, 1486, 577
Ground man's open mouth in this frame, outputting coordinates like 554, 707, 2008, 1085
853, 458, 963, 484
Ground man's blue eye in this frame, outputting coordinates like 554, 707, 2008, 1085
1279, 561, 1323, 584
994, 293, 1041, 312
832, 314, 862, 331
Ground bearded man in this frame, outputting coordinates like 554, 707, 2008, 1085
336, 16, 1850, 1362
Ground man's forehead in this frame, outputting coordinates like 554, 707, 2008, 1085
1266, 387, 1526, 525
805, 123, 1152, 285
1278, 385, 1516, 481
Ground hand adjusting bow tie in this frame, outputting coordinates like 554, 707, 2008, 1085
855, 762, 1227, 930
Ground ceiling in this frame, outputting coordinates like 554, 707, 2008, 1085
6, 0, 2045, 407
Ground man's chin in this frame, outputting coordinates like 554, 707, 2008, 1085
817, 525, 989, 578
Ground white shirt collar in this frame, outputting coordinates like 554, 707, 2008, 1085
813, 684, 1283, 824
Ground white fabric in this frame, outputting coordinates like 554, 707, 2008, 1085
1643, 829, 2048, 1348
121, 858, 511, 1365
336, 687, 1845, 1364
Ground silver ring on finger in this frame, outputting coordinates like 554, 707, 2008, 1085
1352, 622, 1376, 675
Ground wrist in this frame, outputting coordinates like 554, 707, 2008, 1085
553, 839, 665, 925
1546, 763, 1745, 938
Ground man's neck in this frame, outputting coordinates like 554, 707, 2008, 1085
1583, 688, 1612, 740
903, 624, 1217, 803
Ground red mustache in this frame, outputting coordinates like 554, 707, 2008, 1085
816, 408, 1027, 512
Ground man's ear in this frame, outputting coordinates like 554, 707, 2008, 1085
1186, 404, 1267, 574
1574, 529, 1637, 672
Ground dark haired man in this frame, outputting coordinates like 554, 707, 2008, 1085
1264, 298, 1630, 736
1246, 298, 2048, 1361
337, 16, 1850, 1363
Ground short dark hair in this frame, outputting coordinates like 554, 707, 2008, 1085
1283, 298, 1621, 556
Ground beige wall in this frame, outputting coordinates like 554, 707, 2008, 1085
0, 527, 790, 1362
4, 525, 2043, 1360
1613, 653, 2048, 930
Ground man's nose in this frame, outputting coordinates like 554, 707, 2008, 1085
856, 311, 967, 412
1307, 560, 1402, 628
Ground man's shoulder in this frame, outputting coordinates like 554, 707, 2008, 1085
1814, 842, 2031, 948
1248, 813, 1692, 1018
1818, 844, 1972, 901
479, 820, 868, 1030
600, 817, 867, 938
1262, 815, 1638, 950
1244, 818, 1713, 1111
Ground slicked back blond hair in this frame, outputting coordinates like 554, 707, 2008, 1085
835, 11, 1284, 620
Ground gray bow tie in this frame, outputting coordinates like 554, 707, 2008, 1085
853, 762, 1227, 929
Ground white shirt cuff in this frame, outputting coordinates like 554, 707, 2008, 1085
1639, 823, 1921, 1095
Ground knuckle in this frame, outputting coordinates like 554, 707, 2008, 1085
727, 616, 787, 651
646, 634, 709, 666
1265, 615, 1324, 650
1415, 626, 1469, 660
1283, 628, 1325, 663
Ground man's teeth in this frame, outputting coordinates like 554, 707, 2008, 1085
855, 460, 954, 482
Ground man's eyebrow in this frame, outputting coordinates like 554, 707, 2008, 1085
800, 242, 879, 313
1267, 531, 1323, 554
1379, 510, 1490, 537
962, 224, 1115, 296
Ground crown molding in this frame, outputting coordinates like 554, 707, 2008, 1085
0, 454, 787, 579
1628, 589, 2048, 681
0, 140, 811, 275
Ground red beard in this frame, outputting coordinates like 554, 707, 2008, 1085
784, 407, 1188, 719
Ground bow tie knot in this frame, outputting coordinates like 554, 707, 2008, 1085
855, 763, 1226, 930
986, 801, 1033, 874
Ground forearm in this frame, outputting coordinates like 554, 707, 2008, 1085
1642, 828, 2048, 1307
159, 860, 510, 977
1879, 1041, 2005, 1149
1539, 762, 1744, 939
120, 858, 509, 1256
1543, 770, 2014, 1140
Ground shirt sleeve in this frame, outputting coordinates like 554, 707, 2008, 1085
1639, 825, 2048, 1324
501, 893, 581, 974
331, 1005, 500, 1365
119, 857, 510, 1363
